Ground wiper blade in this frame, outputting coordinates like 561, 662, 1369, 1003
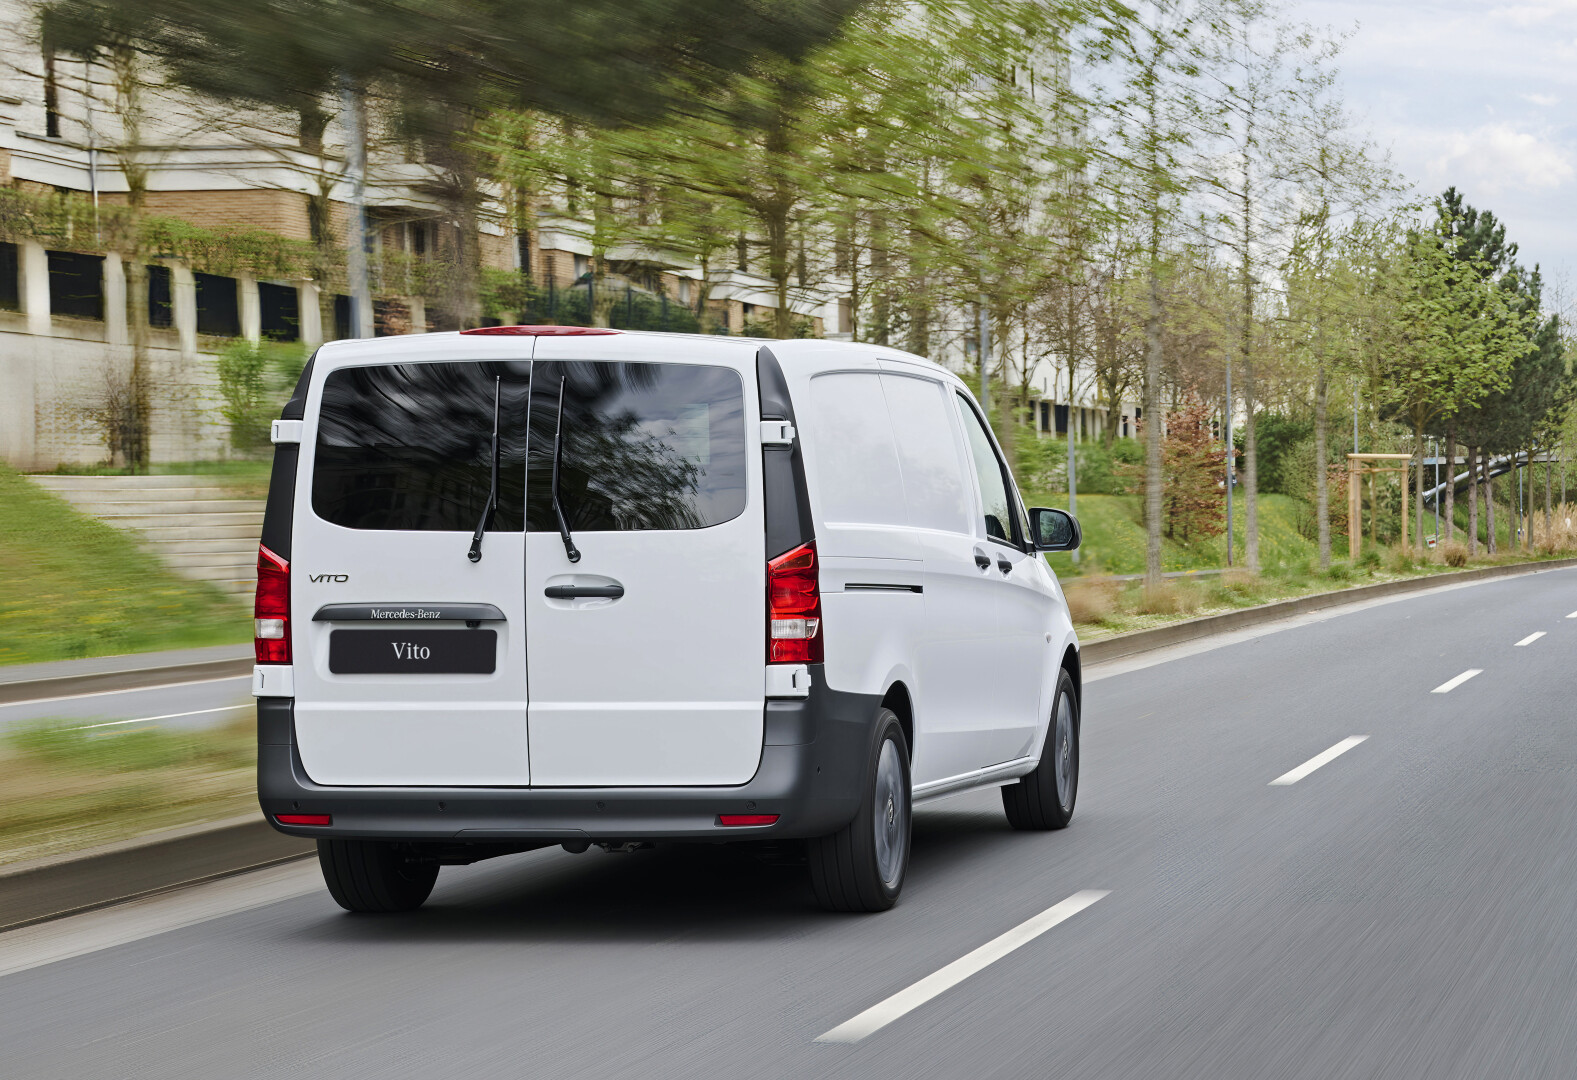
467, 375, 501, 563
551, 375, 581, 564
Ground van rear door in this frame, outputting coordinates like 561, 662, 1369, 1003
291, 348, 532, 786
523, 338, 764, 786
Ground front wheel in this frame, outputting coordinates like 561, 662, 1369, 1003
807, 709, 911, 912
1002, 668, 1079, 831
318, 839, 439, 913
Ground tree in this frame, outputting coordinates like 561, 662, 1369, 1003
1159, 391, 1227, 541
1374, 228, 1531, 550
1102, 0, 1216, 596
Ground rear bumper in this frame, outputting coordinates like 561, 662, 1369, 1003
257, 669, 876, 845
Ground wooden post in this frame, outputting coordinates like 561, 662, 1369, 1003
1348, 459, 1360, 562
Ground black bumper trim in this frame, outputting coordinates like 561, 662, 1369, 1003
257, 667, 878, 843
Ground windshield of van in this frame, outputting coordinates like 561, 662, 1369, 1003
527, 361, 746, 532
312, 361, 529, 532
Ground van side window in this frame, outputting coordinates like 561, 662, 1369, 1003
805, 372, 907, 529
881, 374, 972, 534
312, 361, 529, 531
956, 393, 1019, 545
527, 361, 747, 531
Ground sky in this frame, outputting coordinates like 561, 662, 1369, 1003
1291, 0, 1577, 303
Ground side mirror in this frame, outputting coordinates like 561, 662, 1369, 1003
1029, 507, 1081, 552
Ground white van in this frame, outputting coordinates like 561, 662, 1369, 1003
255, 327, 1083, 913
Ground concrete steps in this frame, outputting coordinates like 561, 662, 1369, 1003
28, 475, 263, 601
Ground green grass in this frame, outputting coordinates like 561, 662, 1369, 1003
1027, 491, 1322, 578
0, 464, 250, 665
0, 717, 257, 864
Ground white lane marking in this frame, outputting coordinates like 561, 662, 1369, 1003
1269, 736, 1369, 786
67, 704, 251, 731
1567, 611, 1577, 619
815, 890, 1110, 1044
0, 675, 250, 710
1432, 669, 1483, 694
0, 861, 322, 980
1515, 632, 1546, 647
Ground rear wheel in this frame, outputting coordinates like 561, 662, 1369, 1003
317, 839, 439, 913
1002, 669, 1079, 831
807, 709, 911, 912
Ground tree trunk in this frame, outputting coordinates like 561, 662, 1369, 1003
1414, 419, 1426, 553
1467, 446, 1479, 557
1444, 424, 1455, 546
1143, 266, 1164, 596
1486, 467, 1497, 555
1314, 361, 1329, 570
1241, 322, 1258, 571
1544, 449, 1552, 543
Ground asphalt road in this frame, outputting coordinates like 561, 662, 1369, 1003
3, 568, 1576, 1079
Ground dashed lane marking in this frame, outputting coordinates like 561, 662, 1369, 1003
1269, 736, 1370, 786
1432, 669, 1483, 694
815, 890, 1110, 1044
1515, 632, 1546, 647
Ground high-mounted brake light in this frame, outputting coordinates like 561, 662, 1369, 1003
768, 541, 822, 664
275, 813, 331, 826
459, 325, 622, 336
718, 814, 779, 827
254, 544, 291, 664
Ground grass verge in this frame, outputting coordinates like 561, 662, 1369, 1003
0, 717, 256, 866
0, 463, 250, 665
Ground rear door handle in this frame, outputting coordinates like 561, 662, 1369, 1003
544, 584, 625, 599
974, 550, 991, 571
996, 558, 1013, 575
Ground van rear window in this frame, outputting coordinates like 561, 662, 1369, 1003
312, 361, 529, 532
527, 361, 746, 532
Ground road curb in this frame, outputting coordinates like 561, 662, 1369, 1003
0, 816, 312, 933
0, 655, 254, 706
1080, 557, 1577, 666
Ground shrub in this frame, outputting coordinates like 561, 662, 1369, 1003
1064, 577, 1119, 625
1441, 541, 1468, 567
1358, 548, 1383, 572
1388, 548, 1416, 573
214, 340, 308, 455
1324, 561, 1353, 581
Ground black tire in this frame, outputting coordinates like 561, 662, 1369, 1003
317, 839, 439, 913
1003, 668, 1079, 831
807, 709, 911, 912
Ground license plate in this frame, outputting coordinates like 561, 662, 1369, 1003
328, 629, 497, 675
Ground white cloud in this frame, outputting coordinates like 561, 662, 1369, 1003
1521, 92, 1559, 106
1420, 123, 1575, 193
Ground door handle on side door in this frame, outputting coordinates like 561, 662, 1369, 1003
544, 584, 625, 599
996, 558, 1013, 575
974, 549, 992, 571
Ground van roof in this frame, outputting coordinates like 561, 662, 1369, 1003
310, 328, 955, 379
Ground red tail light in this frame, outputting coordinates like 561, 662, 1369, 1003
768, 541, 822, 664
718, 814, 779, 827
254, 544, 291, 664
275, 813, 331, 826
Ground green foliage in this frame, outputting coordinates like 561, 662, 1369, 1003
214, 340, 309, 455
0, 464, 247, 665
1255, 413, 1314, 496
8, 718, 252, 774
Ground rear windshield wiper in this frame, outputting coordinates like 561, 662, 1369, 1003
467, 376, 502, 563
551, 375, 581, 564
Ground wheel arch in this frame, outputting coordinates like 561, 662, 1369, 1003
880, 680, 914, 761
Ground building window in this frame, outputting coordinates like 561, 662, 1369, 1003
43, 49, 60, 139
334, 294, 352, 340
259, 281, 300, 341
572, 254, 589, 280
411, 221, 428, 258
147, 264, 173, 327
0, 242, 18, 312
48, 250, 104, 320
194, 272, 240, 337
515, 233, 531, 276
678, 278, 692, 305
